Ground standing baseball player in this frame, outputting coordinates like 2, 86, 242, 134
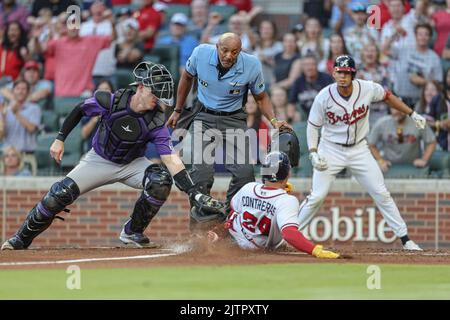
167, 32, 289, 226
298, 55, 426, 251
223, 151, 339, 258
1, 61, 222, 250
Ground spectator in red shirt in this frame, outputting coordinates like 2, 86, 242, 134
0, 21, 28, 81
210, 0, 252, 12
136, 0, 162, 52
377, 0, 411, 30
431, 0, 450, 56
159, 0, 191, 4
112, 0, 131, 5
44, 15, 111, 97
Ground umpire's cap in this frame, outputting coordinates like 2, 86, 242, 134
130, 61, 174, 106
261, 151, 291, 183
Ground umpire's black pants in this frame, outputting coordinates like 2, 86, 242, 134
188, 109, 255, 203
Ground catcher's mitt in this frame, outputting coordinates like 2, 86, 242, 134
191, 193, 227, 221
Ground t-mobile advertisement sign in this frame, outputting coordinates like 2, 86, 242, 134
302, 207, 397, 243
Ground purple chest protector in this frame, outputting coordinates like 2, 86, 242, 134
92, 89, 166, 164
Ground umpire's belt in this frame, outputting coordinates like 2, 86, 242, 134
201, 106, 242, 116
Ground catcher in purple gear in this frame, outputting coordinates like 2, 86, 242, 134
1, 61, 224, 250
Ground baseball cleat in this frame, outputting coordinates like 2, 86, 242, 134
1, 236, 27, 250
403, 240, 423, 251
119, 228, 158, 248
312, 245, 340, 259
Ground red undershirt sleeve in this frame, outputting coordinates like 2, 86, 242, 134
281, 226, 315, 254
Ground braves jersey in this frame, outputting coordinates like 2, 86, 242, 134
308, 79, 388, 145
229, 182, 299, 249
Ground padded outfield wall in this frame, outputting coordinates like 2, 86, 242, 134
1, 177, 449, 249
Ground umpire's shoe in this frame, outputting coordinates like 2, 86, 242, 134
119, 222, 158, 248
1, 236, 27, 250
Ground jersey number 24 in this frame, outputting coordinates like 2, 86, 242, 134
242, 211, 271, 235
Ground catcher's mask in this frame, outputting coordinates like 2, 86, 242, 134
130, 61, 174, 106
269, 127, 300, 167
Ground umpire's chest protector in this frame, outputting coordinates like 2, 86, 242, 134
95, 89, 165, 164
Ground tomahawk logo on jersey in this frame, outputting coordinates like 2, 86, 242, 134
228, 182, 299, 249
308, 80, 388, 145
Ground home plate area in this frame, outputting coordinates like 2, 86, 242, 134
1, 239, 450, 269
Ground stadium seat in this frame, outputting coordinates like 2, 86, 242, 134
112, 4, 139, 16
41, 109, 60, 132
151, 44, 180, 81
323, 27, 332, 39
156, 29, 171, 40
53, 96, 84, 118
165, 4, 191, 22
35, 132, 59, 175
429, 150, 450, 178
22, 154, 37, 176
114, 68, 135, 89
296, 154, 313, 177
292, 121, 308, 155
442, 59, 450, 74
61, 124, 83, 170
384, 164, 429, 179
143, 54, 161, 64
209, 4, 236, 22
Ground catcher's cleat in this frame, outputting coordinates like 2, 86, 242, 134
403, 240, 423, 251
312, 245, 340, 259
119, 227, 158, 248
1, 236, 27, 250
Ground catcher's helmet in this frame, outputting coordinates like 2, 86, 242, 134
334, 55, 356, 78
130, 61, 174, 106
269, 127, 300, 167
261, 151, 291, 183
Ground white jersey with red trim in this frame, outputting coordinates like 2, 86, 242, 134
229, 182, 300, 250
308, 79, 387, 145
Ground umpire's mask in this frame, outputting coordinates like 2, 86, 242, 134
130, 61, 174, 107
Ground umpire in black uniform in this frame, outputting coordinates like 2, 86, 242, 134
167, 33, 289, 225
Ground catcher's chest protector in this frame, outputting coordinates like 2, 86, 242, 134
95, 89, 166, 164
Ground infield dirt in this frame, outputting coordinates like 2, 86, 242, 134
1, 237, 450, 270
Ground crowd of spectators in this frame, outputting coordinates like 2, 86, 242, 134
0, 0, 449, 178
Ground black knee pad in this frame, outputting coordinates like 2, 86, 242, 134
143, 164, 173, 202
41, 177, 80, 215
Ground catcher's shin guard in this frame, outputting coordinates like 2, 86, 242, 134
127, 194, 163, 234
9, 177, 80, 249
10, 206, 54, 249
127, 164, 172, 234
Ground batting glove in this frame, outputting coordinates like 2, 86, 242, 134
309, 152, 328, 171
285, 182, 294, 193
312, 245, 340, 259
410, 111, 426, 130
